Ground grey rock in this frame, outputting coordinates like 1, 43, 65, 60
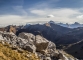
58, 53, 68, 60
18, 32, 35, 43
35, 35, 49, 52
17, 48, 24, 53
23, 43, 36, 53
45, 57, 51, 60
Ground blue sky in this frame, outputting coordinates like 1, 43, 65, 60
0, 0, 83, 25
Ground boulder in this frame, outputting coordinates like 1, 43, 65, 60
68, 58, 75, 60
47, 41, 56, 49
58, 53, 68, 60
17, 48, 24, 53
47, 41, 56, 54
16, 37, 28, 48
35, 35, 49, 52
45, 57, 51, 60
18, 32, 35, 43
23, 43, 36, 53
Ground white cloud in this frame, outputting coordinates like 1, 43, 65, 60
0, 15, 30, 26
29, 8, 83, 23
30, 8, 80, 17
47, 15, 54, 18
77, 15, 83, 19
0, 7, 83, 26
1, 0, 83, 26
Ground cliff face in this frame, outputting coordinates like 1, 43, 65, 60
0, 25, 17, 34
0, 31, 77, 60
7, 25, 16, 34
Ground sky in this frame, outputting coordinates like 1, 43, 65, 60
0, 0, 83, 25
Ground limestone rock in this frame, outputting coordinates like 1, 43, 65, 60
35, 35, 49, 52
58, 53, 68, 60
18, 32, 35, 43
45, 57, 51, 60
0, 32, 78, 60
23, 43, 36, 53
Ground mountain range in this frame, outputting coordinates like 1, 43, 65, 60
0, 21, 83, 59
16, 21, 83, 59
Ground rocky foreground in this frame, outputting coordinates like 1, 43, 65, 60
0, 42, 39, 60
0, 31, 78, 60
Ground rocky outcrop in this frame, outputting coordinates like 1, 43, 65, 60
0, 31, 77, 60
0, 42, 39, 60
0, 32, 37, 54
45, 23, 51, 27
58, 52, 69, 60
35, 35, 49, 52
6, 25, 17, 34
0, 25, 17, 34
0, 28, 6, 32
18, 32, 35, 43
23, 43, 36, 53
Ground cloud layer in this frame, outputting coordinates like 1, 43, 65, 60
0, 8, 83, 25
0, 0, 83, 25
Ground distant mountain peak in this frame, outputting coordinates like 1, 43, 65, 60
48, 20, 55, 24
44, 23, 51, 27
74, 22, 80, 25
